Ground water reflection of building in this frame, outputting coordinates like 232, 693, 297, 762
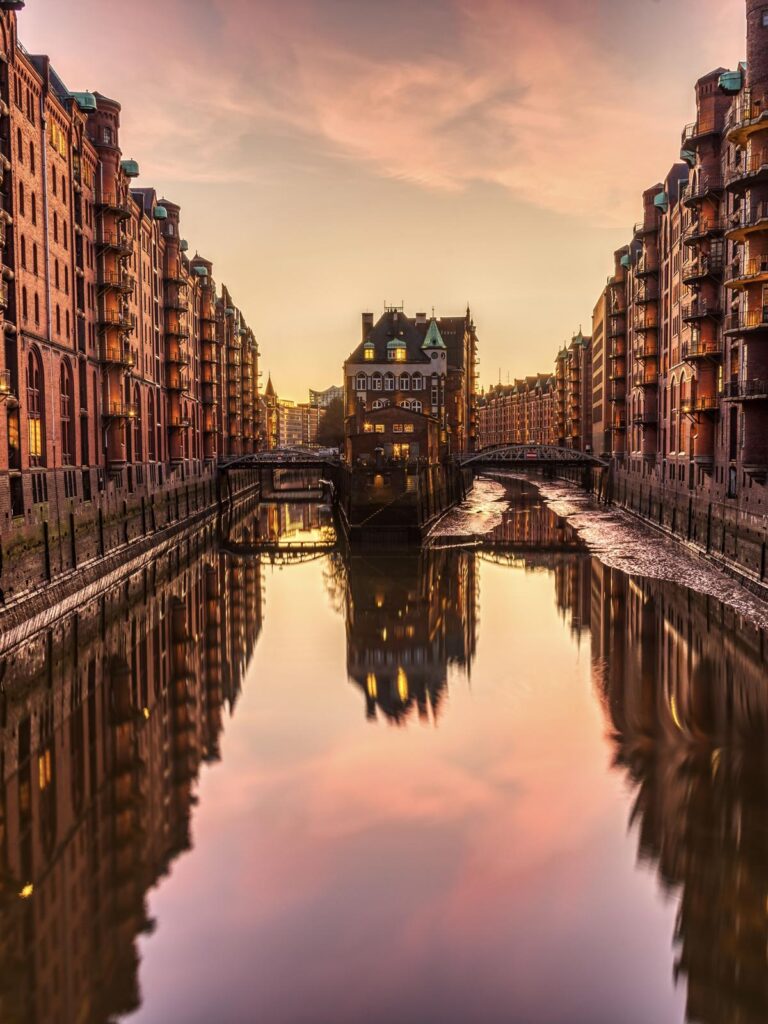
345, 550, 478, 724
567, 559, 768, 1024
0, 540, 263, 1024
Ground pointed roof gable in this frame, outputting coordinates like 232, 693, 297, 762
265, 375, 275, 397
422, 318, 446, 351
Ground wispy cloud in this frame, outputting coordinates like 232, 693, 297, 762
22, 0, 744, 223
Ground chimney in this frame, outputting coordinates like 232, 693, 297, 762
415, 312, 427, 325
362, 311, 374, 341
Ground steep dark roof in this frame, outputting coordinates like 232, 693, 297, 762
347, 308, 472, 368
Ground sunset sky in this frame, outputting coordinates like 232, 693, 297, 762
22, 0, 745, 401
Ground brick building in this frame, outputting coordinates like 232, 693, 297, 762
344, 306, 479, 464
481, 0, 768, 549
0, 4, 262, 584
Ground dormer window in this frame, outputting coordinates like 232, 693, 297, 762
364, 343, 374, 361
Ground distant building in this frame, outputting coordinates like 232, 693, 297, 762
309, 385, 343, 408
343, 306, 478, 465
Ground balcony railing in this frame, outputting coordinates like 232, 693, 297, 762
722, 378, 768, 400
99, 308, 136, 331
725, 255, 768, 286
103, 401, 138, 419
681, 175, 724, 206
725, 150, 768, 188
632, 372, 658, 388
723, 201, 768, 236
632, 412, 658, 426
681, 396, 720, 413
635, 343, 659, 360
682, 339, 723, 360
636, 255, 659, 277
682, 217, 723, 243
724, 307, 768, 333
681, 118, 718, 146
99, 270, 135, 294
682, 254, 724, 283
633, 311, 659, 331
99, 340, 135, 368
681, 298, 722, 321
635, 283, 658, 304
97, 231, 132, 255
97, 192, 132, 218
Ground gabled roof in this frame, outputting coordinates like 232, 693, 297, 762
265, 375, 275, 397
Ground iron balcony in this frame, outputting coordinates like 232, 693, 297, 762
722, 378, 768, 400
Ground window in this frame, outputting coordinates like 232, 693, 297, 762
28, 142, 34, 174
18, 181, 24, 216
412, 374, 423, 391
60, 361, 74, 466
371, 375, 382, 391
21, 286, 27, 320
31, 193, 36, 226
27, 348, 45, 466
393, 423, 404, 433
34, 293, 40, 324
32, 243, 38, 275
384, 374, 395, 391
404, 423, 415, 434
356, 373, 367, 391
363, 422, 373, 433
393, 348, 406, 362
103, 126, 113, 145
364, 347, 374, 361
374, 423, 385, 434
20, 235, 26, 269
399, 375, 410, 391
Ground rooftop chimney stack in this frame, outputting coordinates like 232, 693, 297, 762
362, 312, 374, 341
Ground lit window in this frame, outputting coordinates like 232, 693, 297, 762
375, 423, 385, 433
393, 423, 403, 433
364, 348, 374, 361
394, 348, 406, 362
363, 422, 373, 433
404, 424, 415, 434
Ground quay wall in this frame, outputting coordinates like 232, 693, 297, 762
555, 463, 768, 596
0, 464, 259, 617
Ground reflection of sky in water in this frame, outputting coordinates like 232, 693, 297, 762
126, 551, 687, 1024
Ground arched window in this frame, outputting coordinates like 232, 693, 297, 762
399, 374, 410, 391
60, 360, 74, 465
384, 373, 395, 392
400, 399, 422, 413
28, 141, 34, 175
31, 192, 36, 226
27, 347, 45, 466
20, 235, 25, 269
371, 373, 382, 391
18, 180, 24, 217
356, 373, 367, 391
412, 373, 423, 391
34, 293, 39, 324
371, 399, 390, 410
147, 390, 156, 461
21, 286, 27, 320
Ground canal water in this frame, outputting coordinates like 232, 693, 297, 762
1, 479, 767, 1024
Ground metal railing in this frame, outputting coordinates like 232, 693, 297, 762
722, 378, 768, 400
681, 339, 723, 359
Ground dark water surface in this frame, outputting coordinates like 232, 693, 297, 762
2, 481, 767, 1024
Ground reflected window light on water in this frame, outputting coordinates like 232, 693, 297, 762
0, 485, 767, 1024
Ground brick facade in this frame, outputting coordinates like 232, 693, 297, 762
0, 7, 263, 593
